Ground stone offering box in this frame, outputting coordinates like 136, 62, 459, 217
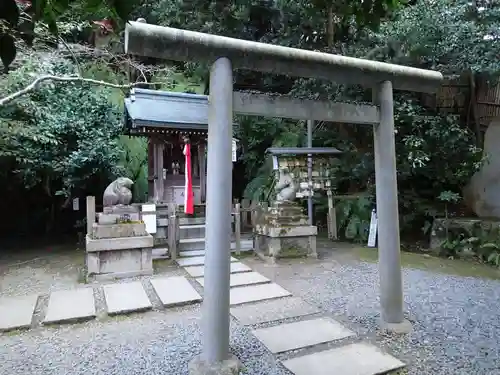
85, 205, 154, 281
254, 201, 317, 263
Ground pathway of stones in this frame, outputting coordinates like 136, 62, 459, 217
0, 249, 406, 375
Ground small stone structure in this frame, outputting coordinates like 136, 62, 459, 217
430, 217, 500, 254
85, 179, 153, 281
254, 201, 317, 263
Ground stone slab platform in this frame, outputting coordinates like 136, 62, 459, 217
176, 256, 238, 267
150, 276, 202, 307
252, 318, 355, 353
44, 288, 96, 324
230, 283, 291, 306
183, 262, 252, 278
281, 342, 405, 375
230, 297, 320, 326
103, 282, 152, 315
196, 271, 270, 288
0, 295, 38, 332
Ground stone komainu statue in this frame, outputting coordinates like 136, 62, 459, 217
103, 177, 134, 207
275, 169, 298, 202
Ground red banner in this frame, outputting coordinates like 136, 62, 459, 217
183, 143, 194, 214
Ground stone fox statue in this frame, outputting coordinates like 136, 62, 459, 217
103, 177, 134, 207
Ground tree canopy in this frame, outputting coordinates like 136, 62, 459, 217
0, 0, 498, 263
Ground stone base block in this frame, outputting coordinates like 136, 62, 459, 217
254, 225, 317, 263
188, 355, 241, 375
92, 223, 148, 239
86, 234, 153, 252
379, 318, 412, 334
86, 236, 153, 281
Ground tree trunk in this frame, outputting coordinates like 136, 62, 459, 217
467, 70, 483, 147
327, 4, 334, 49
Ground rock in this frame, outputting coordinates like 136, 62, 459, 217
464, 120, 500, 218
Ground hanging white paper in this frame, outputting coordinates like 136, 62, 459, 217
141, 204, 157, 234
232, 138, 237, 162
367, 209, 378, 248
72, 198, 79, 211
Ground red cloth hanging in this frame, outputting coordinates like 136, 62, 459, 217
183, 143, 194, 215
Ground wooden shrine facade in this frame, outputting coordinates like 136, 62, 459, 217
124, 89, 215, 205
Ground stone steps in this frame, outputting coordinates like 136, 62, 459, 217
175, 245, 406, 375
178, 238, 253, 252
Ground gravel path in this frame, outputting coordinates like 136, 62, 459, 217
247, 257, 500, 375
1, 251, 500, 375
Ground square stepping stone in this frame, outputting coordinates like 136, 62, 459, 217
230, 283, 291, 306
183, 262, 251, 278
150, 276, 202, 307
196, 271, 270, 288
177, 256, 238, 267
231, 297, 320, 325
0, 295, 38, 331
281, 342, 405, 375
252, 318, 355, 353
103, 282, 152, 315
44, 288, 96, 324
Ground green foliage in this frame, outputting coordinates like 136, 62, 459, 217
0, 56, 123, 198
440, 227, 500, 268
335, 196, 374, 242
118, 136, 148, 201
0, 0, 138, 70
351, 0, 500, 75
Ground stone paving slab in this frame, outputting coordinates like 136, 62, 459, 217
0, 295, 38, 331
103, 282, 152, 315
44, 288, 96, 324
252, 318, 355, 353
183, 262, 252, 278
281, 342, 405, 375
150, 276, 202, 307
196, 271, 270, 288
230, 296, 320, 325
176, 256, 238, 267
230, 283, 291, 306
179, 250, 206, 257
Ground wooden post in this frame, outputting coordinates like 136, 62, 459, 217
327, 190, 337, 240
147, 137, 155, 201
241, 199, 250, 229
168, 203, 178, 260
234, 202, 241, 255
198, 142, 207, 203
153, 141, 165, 202
86, 196, 96, 236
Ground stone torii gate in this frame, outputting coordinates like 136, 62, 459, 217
125, 21, 443, 373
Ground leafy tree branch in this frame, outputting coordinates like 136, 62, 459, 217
0, 74, 160, 106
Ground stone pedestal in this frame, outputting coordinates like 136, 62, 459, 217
254, 201, 318, 263
86, 207, 153, 281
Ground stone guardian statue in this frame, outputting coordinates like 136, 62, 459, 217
275, 169, 298, 202
103, 177, 134, 207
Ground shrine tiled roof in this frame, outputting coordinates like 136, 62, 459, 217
124, 88, 210, 132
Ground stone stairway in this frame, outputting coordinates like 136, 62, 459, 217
154, 215, 253, 260
175, 242, 407, 375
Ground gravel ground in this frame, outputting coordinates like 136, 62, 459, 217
1, 245, 500, 375
0, 308, 289, 375
246, 255, 500, 375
